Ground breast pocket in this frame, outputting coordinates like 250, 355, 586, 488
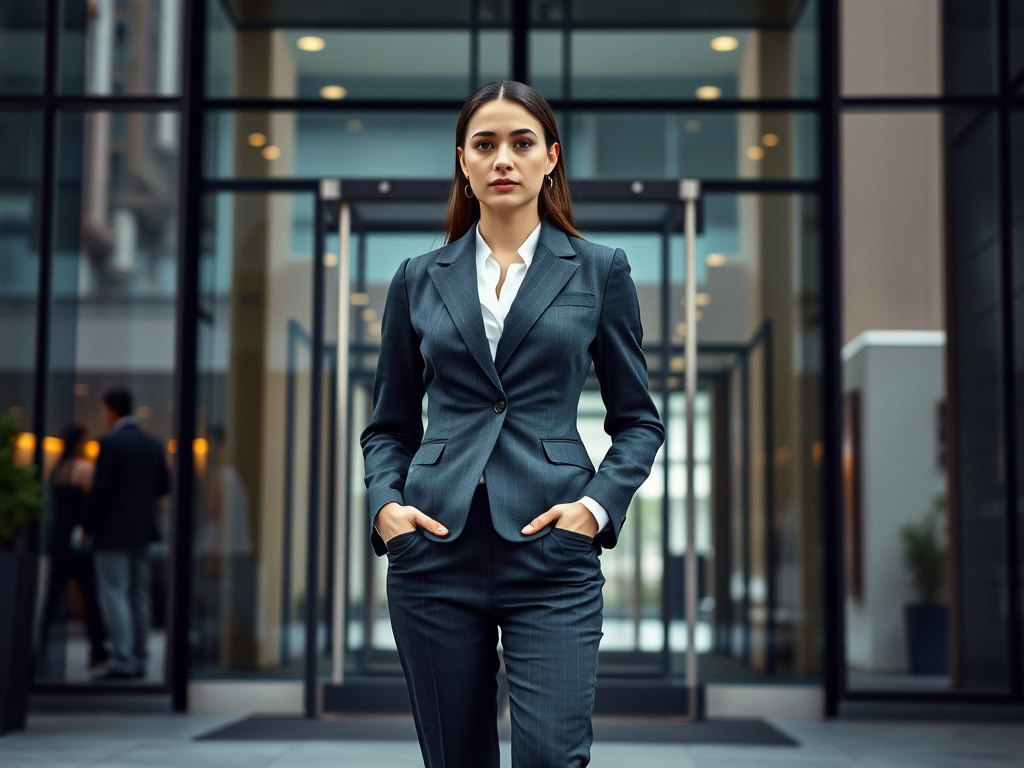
549, 291, 597, 308
411, 440, 446, 466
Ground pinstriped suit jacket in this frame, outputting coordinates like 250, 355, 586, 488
360, 219, 665, 557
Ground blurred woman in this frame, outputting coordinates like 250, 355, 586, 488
37, 423, 109, 674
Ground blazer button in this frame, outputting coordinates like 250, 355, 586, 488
493, 397, 507, 414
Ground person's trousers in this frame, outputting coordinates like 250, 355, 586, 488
386, 484, 605, 768
38, 548, 108, 666
93, 547, 151, 675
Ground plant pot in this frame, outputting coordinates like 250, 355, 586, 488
904, 602, 948, 675
0, 552, 39, 735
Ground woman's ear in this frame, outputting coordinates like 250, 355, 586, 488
545, 142, 561, 175
456, 146, 468, 177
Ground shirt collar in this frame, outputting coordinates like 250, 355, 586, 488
475, 221, 543, 271
113, 415, 138, 431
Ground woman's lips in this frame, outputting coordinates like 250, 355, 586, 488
489, 179, 519, 192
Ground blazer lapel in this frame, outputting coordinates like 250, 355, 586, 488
428, 227, 503, 391
493, 221, 579, 374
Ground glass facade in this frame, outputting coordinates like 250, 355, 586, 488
1, 0, 1022, 716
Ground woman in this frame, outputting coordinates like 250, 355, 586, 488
361, 80, 664, 767
37, 423, 109, 675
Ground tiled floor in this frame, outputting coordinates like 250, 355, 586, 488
1, 713, 1023, 767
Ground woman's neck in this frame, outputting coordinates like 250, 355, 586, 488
477, 205, 542, 256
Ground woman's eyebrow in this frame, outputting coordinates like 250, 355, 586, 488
470, 128, 539, 139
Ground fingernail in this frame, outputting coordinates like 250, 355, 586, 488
522, 525, 534, 534
436, 526, 448, 534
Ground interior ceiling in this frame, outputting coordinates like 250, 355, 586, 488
222, 0, 810, 29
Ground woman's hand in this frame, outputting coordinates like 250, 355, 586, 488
521, 502, 599, 538
374, 502, 449, 545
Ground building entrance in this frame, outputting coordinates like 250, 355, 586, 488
191, 177, 823, 718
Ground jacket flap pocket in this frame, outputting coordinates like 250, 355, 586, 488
542, 440, 595, 471
550, 291, 597, 308
412, 441, 446, 465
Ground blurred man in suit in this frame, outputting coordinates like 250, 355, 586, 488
79, 388, 170, 680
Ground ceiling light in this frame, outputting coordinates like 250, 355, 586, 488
696, 86, 722, 100
262, 146, 281, 160
746, 146, 765, 161
324, 253, 338, 267
762, 133, 780, 147
710, 36, 739, 52
706, 253, 726, 267
297, 36, 325, 52
248, 132, 267, 147
696, 293, 711, 307
350, 292, 369, 306
320, 85, 347, 100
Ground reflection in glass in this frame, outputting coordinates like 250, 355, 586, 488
0, 4, 45, 93
0, 111, 42, 428
35, 111, 179, 685
58, 0, 182, 97
204, 111, 461, 180
193, 191, 318, 680
567, 112, 817, 179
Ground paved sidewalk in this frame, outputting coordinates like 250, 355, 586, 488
1, 713, 1022, 767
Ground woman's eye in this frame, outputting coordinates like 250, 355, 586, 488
476, 142, 492, 150
515, 140, 532, 149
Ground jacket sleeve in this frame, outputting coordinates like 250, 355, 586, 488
359, 258, 425, 555
83, 437, 115, 537
581, 248, 665, 549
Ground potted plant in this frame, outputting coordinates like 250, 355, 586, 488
0, 415, 43, 735
901, 493, 948, 675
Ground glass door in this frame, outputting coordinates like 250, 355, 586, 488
191, 182, 336, 716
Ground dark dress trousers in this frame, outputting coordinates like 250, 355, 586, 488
361, 220, 664, 767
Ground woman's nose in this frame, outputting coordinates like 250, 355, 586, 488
494, 145, 514, 171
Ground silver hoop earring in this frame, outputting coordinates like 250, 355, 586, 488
464, 184, 474, 199
546, 175, 554, 189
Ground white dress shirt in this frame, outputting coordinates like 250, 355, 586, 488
474, 223, 610, 532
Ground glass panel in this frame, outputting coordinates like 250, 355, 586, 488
1012, 2, 1024, 92
530, 30, 563, 99
0, 2, 45, 93
58, 0, 182, 96
667, 193, 823, 681
206, 24, 473, 100
840, 110, 1010, 693
204, 111, 461, 180
0, 110, 43, 428
842, 0, 997, 96
1013, 110, 1024, 692
35, 111, 179, 685
566, 112, 817, 180
478, 30, 512, 87
945, 109, 1008, 692
192, 191, 317, 679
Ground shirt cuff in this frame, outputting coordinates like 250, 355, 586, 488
577, 496, 610, 531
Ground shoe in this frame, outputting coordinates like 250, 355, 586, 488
95, 667, 143, 680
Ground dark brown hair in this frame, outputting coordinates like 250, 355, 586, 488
444, 80, 579, 244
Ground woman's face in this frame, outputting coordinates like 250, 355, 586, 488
458, 99, 559, 215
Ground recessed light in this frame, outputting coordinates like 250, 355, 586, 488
762, 133, 780, 147
747, 146, 765, 161
248, 132, 267, 147
696, 86, 722, 100
262, 146, 281, 160
324, 253, 338, 267
297, 36, 325, 52
711, 36, 739, 52
320, 85, 348, 100
706, 253, 726, 267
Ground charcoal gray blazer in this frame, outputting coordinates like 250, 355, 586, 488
360, 219, 664, 557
